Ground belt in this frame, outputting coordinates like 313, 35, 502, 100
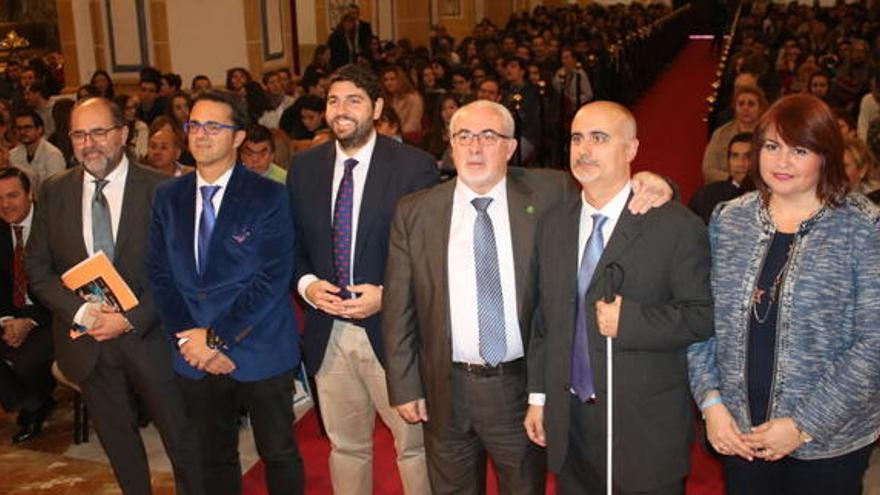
452, 357, 525, 377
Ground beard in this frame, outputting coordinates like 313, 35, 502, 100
332, 115, 374, 151
80, 146, 123, 179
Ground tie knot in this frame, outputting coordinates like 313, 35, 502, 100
93, 179, 108, 194
344, 158, 358, 172
471, 197, 493, 213
591, 213, 608, 233
200, 185, 221, 203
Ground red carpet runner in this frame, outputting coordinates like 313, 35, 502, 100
243, 39, 721, 495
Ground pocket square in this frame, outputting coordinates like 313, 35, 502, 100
232, 229, 252, 244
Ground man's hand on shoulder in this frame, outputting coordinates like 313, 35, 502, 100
629, 171, 674, 214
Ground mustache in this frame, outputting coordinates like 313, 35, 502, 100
331, 115, 357, 126
575, 156, 598, 167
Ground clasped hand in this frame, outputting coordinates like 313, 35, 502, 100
176, 328, 236, 375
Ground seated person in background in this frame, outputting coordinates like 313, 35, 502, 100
282, 95, 329, 152
240, 124, 287, 184
376, 105, 403, 142
689, 132, 753, 224
145, 116, 192, 177
9, 109, 65, 194
703, 85, 766, 183
843, 137, 880, 197
0, 167, 54, 443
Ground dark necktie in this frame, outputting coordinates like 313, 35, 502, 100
571, 213, 608, 401
472, 197, 506, 367
92, 179, 114, 261
198, 185, 221, 274
332, 158, 358, 299
12, 225, 26, 308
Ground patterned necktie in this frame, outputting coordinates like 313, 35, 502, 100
198, 185, 221, 274
92, 179, 114, 261
571, 213, 608, 402
332, 158, 358, 299
12, 225, 26, 308
472, 197, 507, 367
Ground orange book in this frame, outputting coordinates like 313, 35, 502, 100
61, 251, 139, 338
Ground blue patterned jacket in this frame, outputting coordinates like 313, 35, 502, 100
688, 191, 880, 459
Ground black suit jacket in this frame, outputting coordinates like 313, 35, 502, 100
382, 168, 575, 432
528, 193, 714, 492
25, 162, 166, 383
289, 135, 439, 375
0, 219, 51, 327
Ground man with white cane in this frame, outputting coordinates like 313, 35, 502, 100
524, 101, 713, 495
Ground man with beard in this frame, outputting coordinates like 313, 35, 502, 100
288, 64, 437, 494
9, 109, 65, 194
25, 97, 203, 495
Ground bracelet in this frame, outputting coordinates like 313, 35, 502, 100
700, 395, 723, 412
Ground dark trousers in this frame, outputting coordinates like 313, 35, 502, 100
0, 325, 54, 417
558, 399, 684, 495
80, 334, 203, 495
423, 362, 546, 495
177, 369, 304, 495
723, 443, 874, 495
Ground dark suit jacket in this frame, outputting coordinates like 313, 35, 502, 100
382, 168, 574, 433
0, 219, 51, 328
528, 193, 714, 492
289, 135, 439, 376
687, 179, 746, 224
328, 29, 357, 70
149, 164, 299, 382
25, 163, 165, 384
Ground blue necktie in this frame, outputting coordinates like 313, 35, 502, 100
332, 158, 358, 299
198, 185, 221, 274
92, 179, 114, 261
571, 213, 608, 402
472, 197, 506, 367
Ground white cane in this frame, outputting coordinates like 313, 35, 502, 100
603, 263, 623, 495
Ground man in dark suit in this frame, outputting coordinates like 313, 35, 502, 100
382, 100, 566, 494
688, 132, 752, 224
288, 64, 437, 494
25, 97, 203, 495
328, 15, 361, 70
347, 3, 373, 55
149, 91, 303, 495
524, 101, 714, 495
0, 167, 54, 443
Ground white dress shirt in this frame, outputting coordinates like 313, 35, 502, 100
73, 157, 130, 326
297, 132, 378, 304
194, 165, 234, 271
448, 177, 523, 365
529, 181, 632, 406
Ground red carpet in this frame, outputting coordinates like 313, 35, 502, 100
243, 39, 722, 495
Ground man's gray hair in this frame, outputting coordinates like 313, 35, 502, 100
449, 100, 515, 138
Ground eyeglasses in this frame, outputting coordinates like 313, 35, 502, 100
69, 126, 121, 143
451, 129, 512, 147
183, 120, 237, 135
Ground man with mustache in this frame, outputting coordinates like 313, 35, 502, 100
381, 100, 675, 494
288, 64, 438, 494
524, 101, 713, 495
25, 97, 204, 494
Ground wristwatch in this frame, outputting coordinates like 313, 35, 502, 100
799, 429, 813, 444
205, 328, 226, 350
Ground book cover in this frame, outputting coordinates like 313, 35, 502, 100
61, 251, 139, 338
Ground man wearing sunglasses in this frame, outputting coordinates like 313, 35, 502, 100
25, 96, 203, 494
148, 90, 303, 495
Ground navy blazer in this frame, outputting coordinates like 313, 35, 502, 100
149, 164, 299, 382
289, 135, 439, 375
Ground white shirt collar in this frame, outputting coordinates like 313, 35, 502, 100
454, 177, 508, 207
196, 163, 234, 189
335, 130, 378, 168
84, 154, 129, 186
16, 205, 33, 229
581, 181, 632, 221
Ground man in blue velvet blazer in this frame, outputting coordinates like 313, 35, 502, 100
148, 91, 303, 495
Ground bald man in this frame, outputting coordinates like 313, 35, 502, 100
525, 101, 714, 495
